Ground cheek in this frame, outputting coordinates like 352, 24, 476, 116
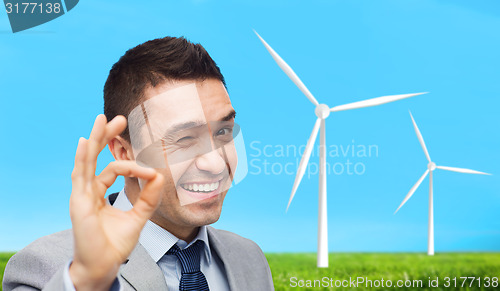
166, 159, 195, 186
224, 143, 238, 170
156, 168, 174, 188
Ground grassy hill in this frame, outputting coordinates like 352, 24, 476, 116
1, 252, 499, 290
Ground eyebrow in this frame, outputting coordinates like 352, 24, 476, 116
221, 109, 236, 122
163, 109, 237, 137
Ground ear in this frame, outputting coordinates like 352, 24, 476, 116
108, 136, 134, 161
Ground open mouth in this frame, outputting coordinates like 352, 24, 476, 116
177, 176, 229, 205
180, 180, 221, 193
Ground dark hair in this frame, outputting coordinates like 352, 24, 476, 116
103, 36, 226, 141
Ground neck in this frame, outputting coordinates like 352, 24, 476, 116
150, 216, 200, 243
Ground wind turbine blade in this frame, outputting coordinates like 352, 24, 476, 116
436, 165, 492, 175
409, 111, 431, 163
254, 30, 319, 107
394, 169, 429, 214
330, 92, 427, 113
287, 118, 321, 211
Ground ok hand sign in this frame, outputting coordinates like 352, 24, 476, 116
68, 115, 163, 291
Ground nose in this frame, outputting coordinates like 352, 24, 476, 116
195, 147, 227, 175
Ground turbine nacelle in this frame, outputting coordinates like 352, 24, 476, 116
428, 162, 437, 171
315, 104, 331, 119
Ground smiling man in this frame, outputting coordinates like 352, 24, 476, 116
3, 37, 274, 291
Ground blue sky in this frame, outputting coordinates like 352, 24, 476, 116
0, 0, 499, 253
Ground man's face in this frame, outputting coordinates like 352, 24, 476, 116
130, 79, 237, 228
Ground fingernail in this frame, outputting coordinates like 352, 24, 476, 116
96, 114, 106, 122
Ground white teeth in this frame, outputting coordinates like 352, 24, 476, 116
181, 181, 220, 193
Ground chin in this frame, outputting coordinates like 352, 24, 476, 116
181, 207, 222, 227
182, 192, 226, 225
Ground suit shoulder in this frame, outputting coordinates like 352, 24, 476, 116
3, 229, 74, 290
14, 229, 74, 261
207, 226, 263, 252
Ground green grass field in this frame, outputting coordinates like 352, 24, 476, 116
1, 252, 499, 290
266, 253, 500, 290
0, 253, 15, 291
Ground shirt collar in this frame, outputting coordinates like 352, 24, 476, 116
112, 189, 212, 263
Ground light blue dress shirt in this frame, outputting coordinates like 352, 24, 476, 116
63, 189, 230, 291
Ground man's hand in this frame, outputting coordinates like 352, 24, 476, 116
68, 115, 164, 291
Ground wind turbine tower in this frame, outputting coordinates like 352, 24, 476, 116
255, 30, 427, 267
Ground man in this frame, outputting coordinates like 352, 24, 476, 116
3, 37, 274, 291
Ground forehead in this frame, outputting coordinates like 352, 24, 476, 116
142, 79, 232, 120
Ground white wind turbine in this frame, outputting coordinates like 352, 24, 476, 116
394, 111, 491, 255
255, 30, 427, 267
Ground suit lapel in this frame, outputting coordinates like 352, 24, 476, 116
107, 194, 168, 290
120, 243, 168, 290
207, 227, 241, 291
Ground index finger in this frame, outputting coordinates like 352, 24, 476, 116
129, 173, 164, 222
97, 160, 157, 190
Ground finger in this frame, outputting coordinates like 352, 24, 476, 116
104, 115, 127, 143
71, 137, 88, 191
129, 173, 164, 221
69, 138, 92, 221
85, 115, 107, 181
85, 115, 127, 182
97, 161, 157, 189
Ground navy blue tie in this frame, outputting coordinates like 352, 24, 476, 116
167, 240, 210, 291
